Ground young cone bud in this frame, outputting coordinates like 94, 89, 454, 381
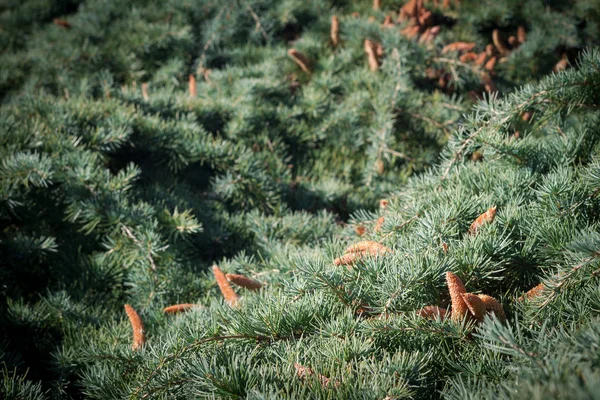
469, 206, 497, 234
382, 15, 394, 28
355, 225, 367, 236
554, 54, 569, 72
294, 363, 338, 388
163, 303, 197, 314
331, 16, 340, 47
477, 294, 506, 323
401, 24, 421, 39
374, 216, 385, 232
416, 305, 448, 320
288, 49, 311, 73
446, 272, 469, 322
517, 26, 527, 44
519, 282, 545, 301
459, 52, 478, 63
345, 240, 391, 255
213, 265, 239, 306
141, 82, 149, 101
492, 30, 510, 56
400, 0, 419, 21
461, 293, 486, 322
226, 273, 263, 290
334, 253, 360, 266
474, 52, 487, 66
418, 10, 433, 27
124, 304, 146, 351
442, 42, 476, 54
53, 18, 71, 29
482, 73, 497, 92
373, 0, 381, 10
484, 56, 497, 72
442, 242, 449, 254
188, 74, 197, 97
364, 39, 380, 72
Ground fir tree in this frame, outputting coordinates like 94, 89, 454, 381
1, 0, 600, 398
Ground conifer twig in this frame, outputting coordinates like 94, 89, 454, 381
242, 0, 269, 42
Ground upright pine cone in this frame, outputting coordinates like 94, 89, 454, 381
124, 304, 146, 350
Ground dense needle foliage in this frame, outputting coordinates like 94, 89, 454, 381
1, 0, 600, 398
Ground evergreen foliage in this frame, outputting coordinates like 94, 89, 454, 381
1, 0, 600, 398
